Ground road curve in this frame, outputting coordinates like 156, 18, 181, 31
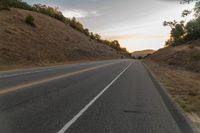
0, 59, 197, 133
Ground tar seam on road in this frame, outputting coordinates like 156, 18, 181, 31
57, 62, 133, 133
0, 61, 123, 95
143, 62, 198, 133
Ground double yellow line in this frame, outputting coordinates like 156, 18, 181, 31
0, 61, 122, 95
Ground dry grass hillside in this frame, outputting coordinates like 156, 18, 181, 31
145, 41, 200, 130
0, 8, 123, 70
132, 49, 155, 58
146, 61, 200, 131
148, 40, 200, 72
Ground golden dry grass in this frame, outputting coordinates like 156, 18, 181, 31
146, 60, 200, 113
146, 60, 200, 131
149, 44, 200, 72
0, 8, 123, 70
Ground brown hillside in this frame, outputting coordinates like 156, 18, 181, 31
0, 8, 123, 69
132, 49, 155, 55
131, 49, 155, 58
148, 41, 200, 72
146, 42, 200, 128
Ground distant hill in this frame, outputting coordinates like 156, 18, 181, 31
131, 49, 155, 58
0, 8, 124, 70
147, 40, 200, 72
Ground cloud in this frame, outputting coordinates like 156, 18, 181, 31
62, 9, 101, 18
88, 0, 98, 2
104, 34, 167, 41
157, 0, 180, 2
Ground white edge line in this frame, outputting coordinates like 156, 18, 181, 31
57, 62, 132, 133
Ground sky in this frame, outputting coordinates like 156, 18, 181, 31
26, 0, 194, 52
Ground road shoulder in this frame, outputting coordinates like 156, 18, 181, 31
144, 60, 200, 133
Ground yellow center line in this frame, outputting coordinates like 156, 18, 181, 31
0, 61, 123, 95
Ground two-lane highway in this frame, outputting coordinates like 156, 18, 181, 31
0, 59, 197, 133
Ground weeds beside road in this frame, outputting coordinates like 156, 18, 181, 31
145, 60, 200, 132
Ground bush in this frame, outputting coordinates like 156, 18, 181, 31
32, 4, 66, 22
0, 6, 10, 11
144, 53, 152, 58
188, 45, 195, 49
25, 15, 35, 26
192, 54, 200, 61
188, 88, 198, 96
69, 17, 85, 33
137, 56, 143, 59
0, 0, 33, 11
0, 1, 10, 11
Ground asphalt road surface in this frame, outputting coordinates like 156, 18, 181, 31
0, 59, 197, 133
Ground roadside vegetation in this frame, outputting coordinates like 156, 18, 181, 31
146, 1, 200, 130
163, 0, 200, 46
0, 0, 129, 56
25, 15, 35, 26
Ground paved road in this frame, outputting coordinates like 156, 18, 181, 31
0, 59, 197, 133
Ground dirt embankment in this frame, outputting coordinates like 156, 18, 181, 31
0, 8, 123, 70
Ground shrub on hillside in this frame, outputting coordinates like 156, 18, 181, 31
188, 45, 195, 49
192, 54, 200, 61
0, 5, 10, 11
0, 1, 10, 11
25, 15, 35, 26
69, 17, 85, 33
32, 4, 66, 22
0, 0, 33, 11
144, 53, 152, 58
137, 56, 144, 60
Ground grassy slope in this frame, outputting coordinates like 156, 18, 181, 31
145, 40, 200, 131
148, 40, 200, 72
132, 49, 155, 57
146, 60, 200, 131
0, 8, 123, 70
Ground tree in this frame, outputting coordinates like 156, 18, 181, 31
180, 0, 197, 4
163, 0, 200, 46
194, 1, 200, 17
90, 32, 95, 39
182, 10, 192, 17
94, 34, 101, 40
69, 17, 85, 33
84, 28, 90, 36
163, 20, 178, 29
33, 4, 65, 22
185, 17, 200, 40
163, 20, 185, 46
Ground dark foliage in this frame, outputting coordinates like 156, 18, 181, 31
0, 0, 33, 11
25, 15, 35, 26
164, 1, 200, 46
